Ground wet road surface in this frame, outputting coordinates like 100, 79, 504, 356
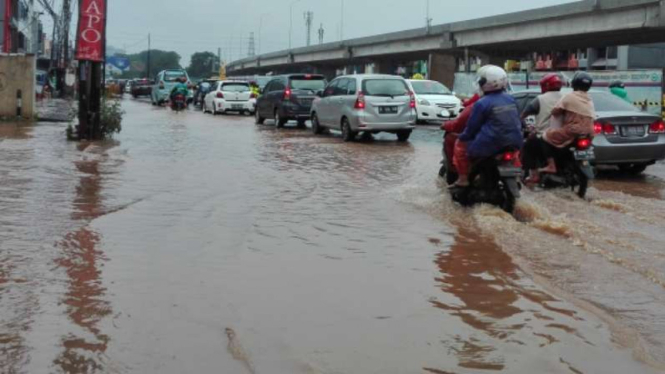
1, 98, 665, 373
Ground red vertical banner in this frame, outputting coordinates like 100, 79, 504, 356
75, 0, 106, 62
3, 0, 11, 53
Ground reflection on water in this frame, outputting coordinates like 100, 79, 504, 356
53, 144, 114, 373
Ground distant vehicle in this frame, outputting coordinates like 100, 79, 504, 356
310, 74, 416, 142
130, 79, 153, 98
35, 70, 47, 98
255, 76, 272, 91
255, 74, 326, 128
203, 81, 256, 115
151, 70, 193, 106
407, 79, 462, 124
171, 93, 188, 112
194, 80, 218, 107
514, 90, 665, 174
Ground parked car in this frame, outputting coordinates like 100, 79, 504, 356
407, 79, 462, 124
194, 79, 218, 107
203, 80, 256, 115
151, 69, 193, 105
255, 74, 326, 127
310, 74, 416, 142
514, 90, 665, 174
130, 79, 153, 98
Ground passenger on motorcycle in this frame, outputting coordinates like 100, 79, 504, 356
521, 73, 565, 183
441, 93, 482, 183
453, 65, 524, 187
170, 77, 189, 102
539, 72, 596, 176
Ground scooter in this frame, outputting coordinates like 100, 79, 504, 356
442, 145, 523, 214
171, 94, 187, 112
537, 136, 595, 199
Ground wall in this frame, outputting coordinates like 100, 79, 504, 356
0, 54, 35, 119
628, 44, 665, 69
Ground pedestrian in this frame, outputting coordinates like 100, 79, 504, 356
609, 80, 631, 103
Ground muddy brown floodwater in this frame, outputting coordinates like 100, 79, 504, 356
1, 98, 665, 373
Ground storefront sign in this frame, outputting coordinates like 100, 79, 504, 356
75, 0, 106, 62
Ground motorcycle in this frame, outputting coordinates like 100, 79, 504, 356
537, 136, 595, 198
440, 137, 523, 213
171, 94, 187, 112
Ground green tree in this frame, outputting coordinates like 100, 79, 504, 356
117, 50, 182, 79
187, 51, 218, 80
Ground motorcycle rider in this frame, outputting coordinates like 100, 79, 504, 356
520, 73, 565, 183
249, 81, 261, 97
170, 77, 189, 103
538, 71, 596, 175
453, 65, 524, 187
609, 80, 631, 103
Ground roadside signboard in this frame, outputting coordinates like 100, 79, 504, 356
75, 0, 107, 62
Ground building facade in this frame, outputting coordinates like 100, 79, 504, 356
1, 0, 43, 54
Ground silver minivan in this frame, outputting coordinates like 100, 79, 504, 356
310, 75, 416, 142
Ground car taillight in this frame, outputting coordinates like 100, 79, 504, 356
649, 119, 665, 134
250, 92, 257, 99
409, 91, 416, 109
354, 93, 366, 110
283, 88, 292, 101
216, 92, 224, 99
602, 123, 616, 135
594, 121, 616, 135
576, 138, 592, 150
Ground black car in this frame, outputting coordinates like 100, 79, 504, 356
194, 80, 218, 107
255, 74, 326, 127
130, 79, 153, 98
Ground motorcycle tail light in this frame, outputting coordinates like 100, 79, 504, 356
576, 138, 592, 150
502, 152, 515, 162
649, 119, 665, 134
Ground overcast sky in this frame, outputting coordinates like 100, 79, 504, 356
101, 0, 578, 66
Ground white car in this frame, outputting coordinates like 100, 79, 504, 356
202, 81, 256, 115
407, 79, 462, 124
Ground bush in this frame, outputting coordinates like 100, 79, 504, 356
99, 98, 124, 138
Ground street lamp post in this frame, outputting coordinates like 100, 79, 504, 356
340, 0, 345, 41
289, 0, 302, 50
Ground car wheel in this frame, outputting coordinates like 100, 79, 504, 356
274, 110, 286, 128
618, 163, 648, 175
255, 109, 265, 125
397, 130, 412, 142
311, 113, 323, 134
341, 118, 357, 142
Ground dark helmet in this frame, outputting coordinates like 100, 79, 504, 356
609, 80, 625, 89
571, 72, 593, 92
539, 73, 564, 94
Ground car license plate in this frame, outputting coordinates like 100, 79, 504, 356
574, 149, 595, 161
621, 125, 645, 137
232, 104, 243, 110
379, 106, 398, 114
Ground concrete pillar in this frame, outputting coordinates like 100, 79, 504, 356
428, 53, 456, 88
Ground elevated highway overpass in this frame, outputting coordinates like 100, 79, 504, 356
227, 0, 665, 87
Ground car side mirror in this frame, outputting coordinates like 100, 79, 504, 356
316, 90, 323, 97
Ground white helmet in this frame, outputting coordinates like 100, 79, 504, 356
476, 65, 508, 93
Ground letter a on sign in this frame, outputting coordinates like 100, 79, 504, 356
75, 0, 106, 62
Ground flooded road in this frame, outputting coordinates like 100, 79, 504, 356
1, 98, 665, 373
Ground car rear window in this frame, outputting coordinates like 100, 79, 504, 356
589, 92, 639, 112
363, 79, 409, 97
221, 83, 250, 92
290, 78, 326, 92
411, 81, 452, 95
164, 71, 187, 82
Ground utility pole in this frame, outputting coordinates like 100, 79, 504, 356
304, 11, 313, 47
147, 33, 151, 79
425, 0, 433, 32
340, 0, 344, 41
248, 32, 255, 57
217, 47, 221, 73
318, 23, 324, 45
